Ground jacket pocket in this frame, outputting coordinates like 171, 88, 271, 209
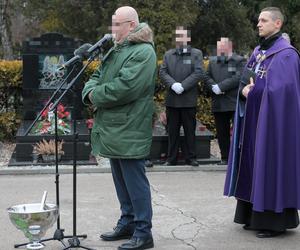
102, 112, 127, 125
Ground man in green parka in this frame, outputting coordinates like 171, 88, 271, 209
82, 6, 156, 250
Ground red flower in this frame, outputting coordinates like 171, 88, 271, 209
86, 119, 94, 129
57, 104, 65, 113
41, 109, 48, 118
58, 112, 65, 119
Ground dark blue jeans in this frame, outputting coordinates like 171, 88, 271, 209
110, 158, 152, 238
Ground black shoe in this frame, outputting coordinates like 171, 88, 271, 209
100, 225, 134, 241
217, 160, 228, 165
256, 230, 286, 238
145, 160, 153, 168
186, 159, 199, 166
243, 224, 253, 231
118, 236, 154, 250
163, 161, 176, 166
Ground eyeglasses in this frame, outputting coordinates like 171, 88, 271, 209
112, 20, 133, 26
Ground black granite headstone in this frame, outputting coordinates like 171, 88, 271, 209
22, 32, 83, 120
10, 33, 96, 166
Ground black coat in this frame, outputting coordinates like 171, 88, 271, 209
159, 47, 205, 107
203, 54, 246, 112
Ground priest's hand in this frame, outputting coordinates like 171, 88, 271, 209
242, 77, 255, 98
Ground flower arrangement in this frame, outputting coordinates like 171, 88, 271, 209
33, 139, 65, 163
31, 103, 71, 135
33, 139, 65, 156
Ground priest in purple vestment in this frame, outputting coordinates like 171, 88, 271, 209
224, 7, 300, 238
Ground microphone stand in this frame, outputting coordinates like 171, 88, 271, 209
49, 56, 97, 250
15, 67, 79, 249
15, 58, 96, 249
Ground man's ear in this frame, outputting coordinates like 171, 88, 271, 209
275, 19, 282, 29
129, 21, 137, 31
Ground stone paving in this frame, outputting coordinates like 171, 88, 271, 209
1, 171, 300, 250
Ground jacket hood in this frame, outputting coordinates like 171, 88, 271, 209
127, 23, 154, 45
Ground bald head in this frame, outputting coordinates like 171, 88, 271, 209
115, 6, 139, 26
111, 6, 139, 43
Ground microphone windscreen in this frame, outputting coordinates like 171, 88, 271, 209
74, 43, 92, 58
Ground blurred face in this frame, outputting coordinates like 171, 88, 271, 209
257, 11, 282, 38
175, 27, 191, 47
217, 37, 233, 56
111, 13, 135, 43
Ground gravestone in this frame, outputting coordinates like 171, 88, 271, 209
9, 33, 95, 166
22, 32, 83, 120
149, 120, 218, 165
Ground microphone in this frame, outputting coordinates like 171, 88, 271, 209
87, 34, 113, 54
74, 43, 92, 57
58, 43, 92, 70
57, 34, 112, 70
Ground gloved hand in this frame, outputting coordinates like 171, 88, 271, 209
171, 82, 184, 94
212, 84, 222, 95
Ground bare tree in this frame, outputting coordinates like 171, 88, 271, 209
0, 0, 13, 59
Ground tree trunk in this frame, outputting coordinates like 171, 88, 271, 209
0, 0, 13, 60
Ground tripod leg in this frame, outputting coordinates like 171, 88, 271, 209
63, 246, 95, 250
15, 238, 67, 249
14, 241, 46, 248
62, 237, 96, 250
14, 242, 29, 248
77, 234, 87, 239
79, 246, 95, 250
39, 237, 55, 243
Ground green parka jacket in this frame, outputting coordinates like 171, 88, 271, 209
82, 23, 157, 159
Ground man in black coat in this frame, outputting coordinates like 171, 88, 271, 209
203, 37, 246, 165
159, 26, 205, 166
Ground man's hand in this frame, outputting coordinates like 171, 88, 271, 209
242, 77, 255, 98
171, 82, 184, 94
88, 90, 93, 102
87, 91, 98, 113
212, 84, 222, 95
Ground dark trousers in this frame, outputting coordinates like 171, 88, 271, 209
214, 111, 234, 160
166, 107, 196, 163
110, 159, 152, 238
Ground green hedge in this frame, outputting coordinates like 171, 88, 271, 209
0, 61, 22, 140
0, 60, 215, 140
0, 112, 21, 140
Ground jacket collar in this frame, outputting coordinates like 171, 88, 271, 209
258, 31, 282, 51
217, 55, 229, 63
115, 22, 154, 49
173, 45, 192, 55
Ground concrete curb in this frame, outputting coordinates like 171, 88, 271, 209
0, 164, 226, 175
